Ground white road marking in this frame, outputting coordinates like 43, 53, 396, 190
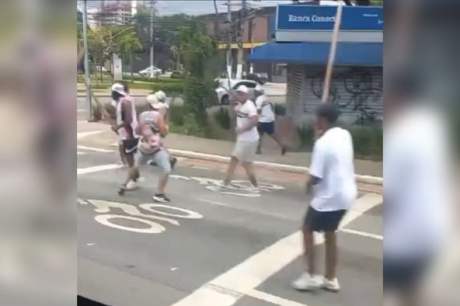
95, 214, 165, 234
77, 130, 105, 140
171, 193, 382, 306
77, 164, 122, 175
77, 151, 87, 156
248, 289, 309, 306
78, 145, 115, 153
86, 243, 96, 247
340, 228, 383, 240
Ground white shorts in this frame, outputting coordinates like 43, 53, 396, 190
135, 149, 171, 174
231, 141, 258, 163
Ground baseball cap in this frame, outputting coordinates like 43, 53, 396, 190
236, 85, 249, 94
111, 83, 126, 96
146, 93, 169, 110
155, 90, 167, 102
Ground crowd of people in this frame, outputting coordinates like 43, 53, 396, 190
108, 81, 358, 293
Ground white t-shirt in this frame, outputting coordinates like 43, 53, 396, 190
310, 127, 357, 212
116, 96, 138, 141
235, 100, 260, 142
384, 106, 451, 260
255, 95, 275, 123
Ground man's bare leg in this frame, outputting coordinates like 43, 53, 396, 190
325, 231, 338, 280
158, 173, 169, 194
122, 154, 139, 187
223, 156, 239, 186
269, 133, 287, 155
303, 226, 316, 275
241, 162, 258, 187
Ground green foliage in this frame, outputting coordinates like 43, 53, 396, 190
214, 107, 231, 130
178, 20, 220, 128
169, 104, 187, 126
349, 126, 383, 159
151, 82, 184, 96
296, 124, 383, 160
274, 104, 287, 116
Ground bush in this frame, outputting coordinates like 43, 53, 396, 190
296, 123, 382, 160
213, 107, 231, 130
171, 71, 185, 79
297, 123, 315, 150
169, 103, 187, 126
274, 103, 286, 116
150, 82, 184, 95
350, 125, 382, 159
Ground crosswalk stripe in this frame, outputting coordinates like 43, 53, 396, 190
171, 193, 382, 306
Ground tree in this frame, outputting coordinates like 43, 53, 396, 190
178, 20, 219, 130
114, 26, 142, 80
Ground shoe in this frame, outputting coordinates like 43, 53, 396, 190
247, 185, 260, 193
170, 157, 178, 170
322, 277, 340, 292
125, 180, 138, 190
281, 146, 287, 155
153, 194, 171, 203
292, 273, 323, 291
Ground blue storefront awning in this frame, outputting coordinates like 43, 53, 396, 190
249, 42, 382, 67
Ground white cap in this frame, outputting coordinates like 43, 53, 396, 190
155, 90, 167, 102
146, 93, 169, 110
236, 85, 249, 94
111, 83, 126, 96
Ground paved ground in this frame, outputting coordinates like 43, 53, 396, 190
78, 125, 383, 306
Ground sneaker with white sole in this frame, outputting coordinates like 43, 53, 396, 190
322, 277, 341, 292
125, 180, 138, 190
153, 194, 171, 203
292, 273, 323, 291
247, 185, 260, 193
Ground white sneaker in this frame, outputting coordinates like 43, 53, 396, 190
292, 273, 323, 291
322, 277, 341, 292
247, 185, 260, 193
125, 180, 138, 190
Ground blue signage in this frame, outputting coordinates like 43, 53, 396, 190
277, 5, 383, 31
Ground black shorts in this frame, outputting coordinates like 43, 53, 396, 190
384, 256, 432, 292
122, 138, 139, 155
257, 122, 275, 135
304, 207, 346, 232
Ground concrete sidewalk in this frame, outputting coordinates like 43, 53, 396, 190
77, 121, 382, 178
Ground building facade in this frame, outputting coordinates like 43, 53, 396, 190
250, 5, 383, 125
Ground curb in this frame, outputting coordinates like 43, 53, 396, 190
168, 149, 383, 186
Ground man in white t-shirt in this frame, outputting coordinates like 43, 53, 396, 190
293, 103, 357, 292
221, 85, 260, 191
254, 86, 286, 155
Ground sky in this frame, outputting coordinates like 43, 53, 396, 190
79, 0, 304, 16
154, 1, 296, 16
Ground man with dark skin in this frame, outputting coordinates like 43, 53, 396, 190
292, 104, 357, 292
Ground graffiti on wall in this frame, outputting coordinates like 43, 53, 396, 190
310, 68, 383, 123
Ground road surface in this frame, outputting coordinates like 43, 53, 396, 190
77, 128, 382, 306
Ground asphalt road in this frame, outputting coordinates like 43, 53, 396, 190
77, 131, 383, 306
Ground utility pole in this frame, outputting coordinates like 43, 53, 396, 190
82, 0, 93, 121
322, 4, 343, 103
149, 0, 155, 78
248, 16, 254, 74
226, 0, 233, 80
236, 0, 247, 79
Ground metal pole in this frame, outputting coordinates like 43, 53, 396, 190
236, 0, 246, 79
82, 0, 93, 120
226, 0, 232, 80
150, 0, 155, 78
321, 4, 343, 103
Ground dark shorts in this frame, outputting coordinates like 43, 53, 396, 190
257, 122, 275, 135
304, 207, 347, 232
122, 138, 139, 155
384, 256, 432, 292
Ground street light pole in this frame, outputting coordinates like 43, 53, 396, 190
82, 0, 93, 121
150, 0, 155, 78
226, 0, 232, 80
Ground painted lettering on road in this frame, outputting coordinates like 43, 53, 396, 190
170, 175, 285, 197
79, 199, 203, 234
